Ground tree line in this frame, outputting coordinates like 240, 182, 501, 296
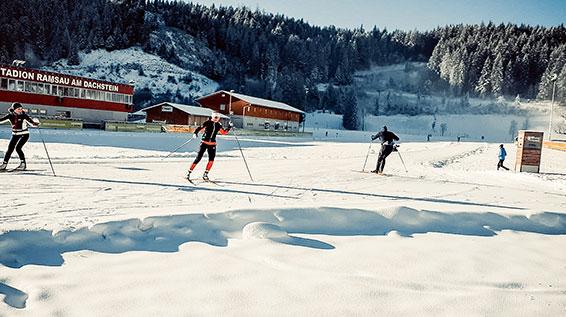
1, 0, 565, 119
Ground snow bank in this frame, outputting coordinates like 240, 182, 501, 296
242, 222, 288, 240
2, 207, 565, 269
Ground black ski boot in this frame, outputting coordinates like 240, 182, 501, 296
14, 161, 26, 171
202, 171, 209, 181
186, 170, 192, 180
0, 162, 7, 172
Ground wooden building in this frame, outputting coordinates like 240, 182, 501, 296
196, 91, 304, 131
141, 102, 228, 126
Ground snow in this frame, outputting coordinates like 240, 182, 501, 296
1, 127, 565, 316
305, 112, 550, 142
43, 47, 219, 103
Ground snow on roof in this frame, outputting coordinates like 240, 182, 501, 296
141, 102, 229, 118
198, 91, 304, 114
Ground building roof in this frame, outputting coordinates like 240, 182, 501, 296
197, 90, 304, 114
140, 102, 229, 118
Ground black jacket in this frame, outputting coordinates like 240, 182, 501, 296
372, 130, 399, 145
194, 120, 230, 144
0, 111, 36, 135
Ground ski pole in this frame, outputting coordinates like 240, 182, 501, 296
37, 128, 56, 176
396, 149, 408, 173
162, 138, 194, 160
362, 139, 375, 172
231, 127, 254, 182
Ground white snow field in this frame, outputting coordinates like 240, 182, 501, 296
1, 127, 565, 316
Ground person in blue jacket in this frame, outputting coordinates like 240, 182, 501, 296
497, 144, 509, 170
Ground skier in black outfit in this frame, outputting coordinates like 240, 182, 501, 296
0, 103, 40, 171
371, 126, 399, 174
187, 113, 232, 180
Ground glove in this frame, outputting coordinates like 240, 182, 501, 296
33, 118, 40, 126
228, 121, 234, 127
371, 135, 377, 141
192, 133, 197, 139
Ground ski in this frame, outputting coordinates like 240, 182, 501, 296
352, 169, 393, 176
185, 176, 223, 187
1, 169, 41, 173
202, 179, 224, 187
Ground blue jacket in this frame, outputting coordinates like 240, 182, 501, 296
499, 147, 507, 160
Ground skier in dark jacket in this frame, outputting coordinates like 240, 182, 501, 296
371, 126, 399, 174
187, 113, 232, 180
0, 103, 40, 171
497, 144, 509, 170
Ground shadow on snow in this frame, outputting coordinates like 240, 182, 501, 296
0, 282, 28, 309
1, 207, 565, 270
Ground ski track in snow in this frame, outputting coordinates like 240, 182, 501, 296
429, 145, 488, 168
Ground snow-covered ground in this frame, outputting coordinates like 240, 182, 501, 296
1, 128, 565, 316
305, 112, 551, 143
44, 47, 219, 103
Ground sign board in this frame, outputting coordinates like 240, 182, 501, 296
515, 130, 544, 173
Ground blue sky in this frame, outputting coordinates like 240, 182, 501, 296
190, 0, 566, 31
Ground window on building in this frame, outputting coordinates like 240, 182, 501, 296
56, 110, 71, 118
39, 109, 47, 114
17, 81, 24, 91
58, 87, 64, 96
80, 89, 85, 98
30, 109, 38, 114
220, 104, 226, 111
162, 105, 173, 112
0, 78, 7, 89
8, 80, 15, 90
37, 83, 44, 94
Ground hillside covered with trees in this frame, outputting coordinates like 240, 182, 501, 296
1, 0, 565, 123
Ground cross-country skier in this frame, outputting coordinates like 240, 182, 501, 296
0, 103, 40, 171
497, 144, 509, 170
371, 126, 399, 174
187, 113, 233, 180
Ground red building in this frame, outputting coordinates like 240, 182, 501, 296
0, 64, 134, 124
196, 91, 304, 131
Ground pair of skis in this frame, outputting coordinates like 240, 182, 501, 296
1, 167, 28, 173
186, 176, 223, 187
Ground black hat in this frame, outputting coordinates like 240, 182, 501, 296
11, 102, 23, 110
383, 126, 388, 131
